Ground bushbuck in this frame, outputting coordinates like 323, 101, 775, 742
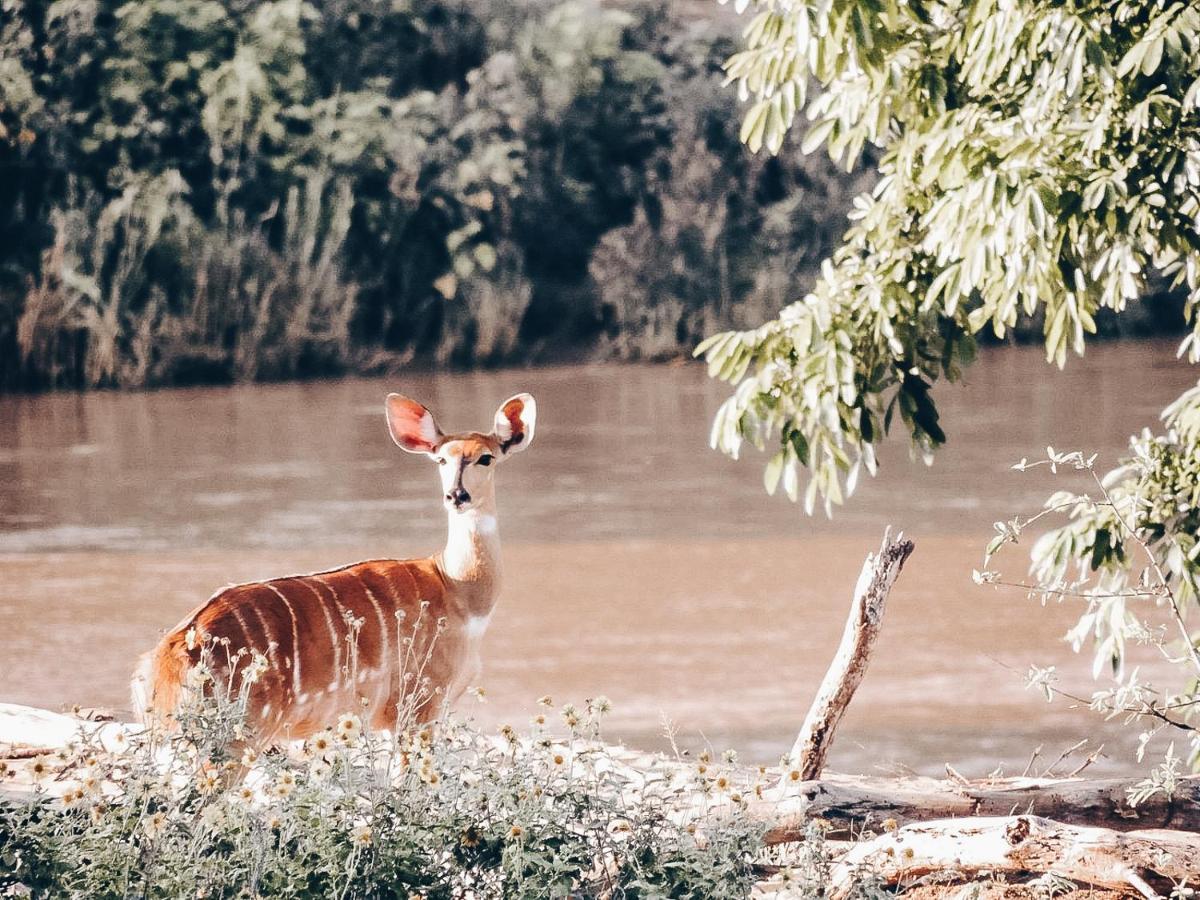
131, 392, 535, 744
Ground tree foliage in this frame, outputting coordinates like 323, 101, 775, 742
699, 0, 1200, 513
700, 0, 1200, 768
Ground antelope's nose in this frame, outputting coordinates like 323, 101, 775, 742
447, 487, 471, 506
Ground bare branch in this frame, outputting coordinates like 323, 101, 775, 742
780, 530, 913, 786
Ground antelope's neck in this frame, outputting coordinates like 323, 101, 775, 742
439, 507, 503, 617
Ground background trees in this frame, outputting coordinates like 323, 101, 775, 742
0, 0, 866, 389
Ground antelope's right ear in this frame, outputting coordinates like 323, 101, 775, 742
493, 393, 536, 455
385, 393, 443, 455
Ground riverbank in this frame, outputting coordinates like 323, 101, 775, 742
4, 703, 1197, 897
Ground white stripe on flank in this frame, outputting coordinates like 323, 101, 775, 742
316, 575, 351, 630
301, 579, 342, 687
361, 582, 389, 667
229, 606, 255, 657
265, 584, 303, 697
247, 603, 281, 673
315, 575, 355, 676
360, 581, 390, 715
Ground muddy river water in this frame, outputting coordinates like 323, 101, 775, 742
1, 341, 1196, 775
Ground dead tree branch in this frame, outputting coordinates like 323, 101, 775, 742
781, 529, 914, 786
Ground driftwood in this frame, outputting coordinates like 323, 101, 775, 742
828, 815, 1200, 897
760, 528, 1199, 893
783, 530, 913, 785
756, 772, 1200, 842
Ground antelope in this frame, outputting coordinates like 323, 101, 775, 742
131, 392, 536, 744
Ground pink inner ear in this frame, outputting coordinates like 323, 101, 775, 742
387, 396, 440, 453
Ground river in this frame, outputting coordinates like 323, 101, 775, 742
1, 340, 1196, 775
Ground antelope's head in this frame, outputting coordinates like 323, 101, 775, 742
385, 392, 536, 513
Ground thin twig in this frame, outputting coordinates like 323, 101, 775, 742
1041, 739, 1088, 778
991, 657, 1200, 734
1088, 469, 1200, 678
1047, 684, 1199, 734
983, 578, 1166, 602
1021, 745, 1042, 778
1063, 744, 1104, 778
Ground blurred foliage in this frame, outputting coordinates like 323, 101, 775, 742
699, 0, 1199, 513
0, 0, 864, 389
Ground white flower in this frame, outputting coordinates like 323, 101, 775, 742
274, 771, 296, 798
307, 730, 334, 759
560, 704, 580, 728
106, 729, 130, 754
351, 823, 373, 846
196, 770, 220, 795
60, 785, 86, 810
143, 811, 168, 840
588, 695, 612, 716
244, 651, 269, 684
335, 713, 362, 745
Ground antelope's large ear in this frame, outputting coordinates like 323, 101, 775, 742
386, 393, 442, 455
493, 393, 536, 455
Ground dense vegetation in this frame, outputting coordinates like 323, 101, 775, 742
0, 0, 869, 390
1, 645, 766, 898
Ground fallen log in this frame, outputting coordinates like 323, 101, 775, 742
756, 772, 1200, 841
828, 815, 1200, 897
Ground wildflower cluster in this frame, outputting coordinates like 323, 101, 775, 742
0, 670, 762, 898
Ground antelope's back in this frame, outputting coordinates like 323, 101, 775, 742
134, 558, 454, 741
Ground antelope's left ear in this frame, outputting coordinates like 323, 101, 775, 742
493, 393, 536, 455
386, 393, 443, 455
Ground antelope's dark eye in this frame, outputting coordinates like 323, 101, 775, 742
477, 454, 494, 467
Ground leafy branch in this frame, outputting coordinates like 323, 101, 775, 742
702, 0, 1200, 513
